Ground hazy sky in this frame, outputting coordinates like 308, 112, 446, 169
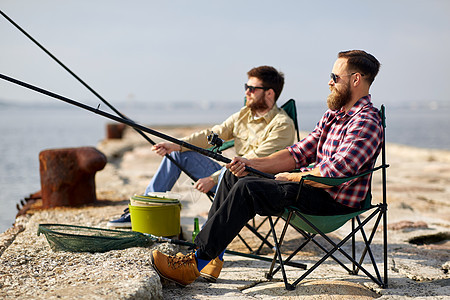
1, 1, 449, 109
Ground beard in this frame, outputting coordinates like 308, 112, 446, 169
327, 81, 352, 111
247, 94, 269, 112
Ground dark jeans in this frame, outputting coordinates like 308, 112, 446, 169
195, 170, 359, 260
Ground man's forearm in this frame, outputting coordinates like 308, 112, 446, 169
249, 149, 296, 174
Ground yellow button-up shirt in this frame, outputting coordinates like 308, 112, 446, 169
181, 104, 296, 183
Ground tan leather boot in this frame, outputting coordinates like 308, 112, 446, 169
200, 257, 224, 283
151, 250, 200, 287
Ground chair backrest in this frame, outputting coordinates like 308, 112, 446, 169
285, 104, 388, 234
280, 99, 300, 142
361, 104, 387, 209
215, 99, 300, 152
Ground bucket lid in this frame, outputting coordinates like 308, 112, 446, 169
146, 192, 180, 201
130, 193, 180, 206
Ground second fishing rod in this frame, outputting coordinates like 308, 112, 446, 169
0, 73, 275, 180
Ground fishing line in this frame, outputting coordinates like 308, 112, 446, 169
0, 73, 274, 180
0, 9, 215, 196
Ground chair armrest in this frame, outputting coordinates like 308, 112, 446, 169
302, 164, 389, 187
219, 140, 235, 151
207, 140, 235, 152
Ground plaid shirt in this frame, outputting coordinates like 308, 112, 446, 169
287, 96, 382, 208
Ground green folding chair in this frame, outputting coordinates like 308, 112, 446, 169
265, 105, 389, 290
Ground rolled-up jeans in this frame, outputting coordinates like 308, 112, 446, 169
145, 151, 222, 194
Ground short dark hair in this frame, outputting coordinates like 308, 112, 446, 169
247, 66, 285, 101
338, 50, 380, 85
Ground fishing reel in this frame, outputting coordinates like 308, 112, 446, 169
207, 131, 224, 154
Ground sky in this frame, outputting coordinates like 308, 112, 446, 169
1, 1, 450, 109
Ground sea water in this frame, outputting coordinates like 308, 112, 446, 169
0, 101, 241, 232
1, 101, 449, 233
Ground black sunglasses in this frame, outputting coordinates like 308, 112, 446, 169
330, 72, 365, 83
245, 83, 269, 93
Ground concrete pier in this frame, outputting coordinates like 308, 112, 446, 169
1, 125, 449, 299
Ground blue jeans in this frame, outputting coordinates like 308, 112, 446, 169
145, 151, 223, 194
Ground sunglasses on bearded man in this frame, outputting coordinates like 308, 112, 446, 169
330, 72, 365, 83
244, 83, 270, 93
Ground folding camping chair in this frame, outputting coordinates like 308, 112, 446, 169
209, 99, 301, 254
265, 105, 389, 290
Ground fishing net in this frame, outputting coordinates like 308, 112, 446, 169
37, 224, 305, 268
37, 223, 154, 253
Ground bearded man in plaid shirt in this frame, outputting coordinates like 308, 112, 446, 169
151, 50, 383, 287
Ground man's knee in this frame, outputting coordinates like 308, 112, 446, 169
168, 151, 182, 161
232, 176, 265, 195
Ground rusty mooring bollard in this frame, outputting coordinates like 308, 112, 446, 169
106, 123, 126, 139
39, 147, 107, 208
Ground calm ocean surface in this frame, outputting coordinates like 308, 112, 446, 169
1, 101, 449, 233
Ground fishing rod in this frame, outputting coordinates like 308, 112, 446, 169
0, 73, 275, 180
0, 9, 215, 198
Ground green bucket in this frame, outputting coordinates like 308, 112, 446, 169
128, 194, 182, 237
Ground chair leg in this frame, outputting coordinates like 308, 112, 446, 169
266, 207, 387, 289
243, 222, 274, 250
352, 218, 356, 274
236, 232, 255, 252
382, 204, 388, 288
268, 216, 295, 290
291, 209, 385, 287
267, 212, 293, 278
255, 216, 281, 254
354, 205, 388, 287
235, 220, 275, 253
269, 227, 311, 277
353, 213, 382, 269
355, 216, 383, 282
